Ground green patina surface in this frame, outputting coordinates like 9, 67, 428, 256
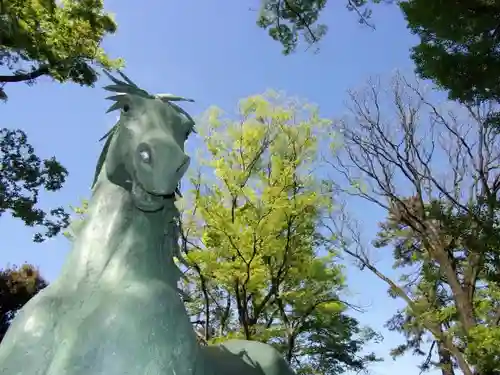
0, 71, 297, 375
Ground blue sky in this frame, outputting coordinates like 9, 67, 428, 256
1, 1, 439, 374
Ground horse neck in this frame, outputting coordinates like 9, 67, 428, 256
58, 175, 179, 291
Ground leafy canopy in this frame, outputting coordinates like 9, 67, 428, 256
256, 0, 384, 54
401, 0, 500, 104
0, 0, 121, 239
180, 92, 381, 373
0, 0, 123, 99
0, 129, 69, 242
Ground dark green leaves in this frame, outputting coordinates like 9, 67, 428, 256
0, 129, 70, 242
256, 0, 327, 54
0, 264, 47, 343
256, 0, 384, 54
401, 0, 500, 103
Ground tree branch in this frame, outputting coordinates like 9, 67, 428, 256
0, 65, 50, 83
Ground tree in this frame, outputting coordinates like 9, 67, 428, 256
0, 0, 122, 100
0, 129, 70, 242
401, 0, 500, 104
255, 0, 384, 54
0, 0, 122, 240
325, 72, 500, 375
256, 0, 500, 121
0, 264, 48, 342
179, 92, 382, 374
385, 308, 456, 375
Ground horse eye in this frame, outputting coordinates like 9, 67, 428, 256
122, 104, 130, 112
139, 150, 151, 163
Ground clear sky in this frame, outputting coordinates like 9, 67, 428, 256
0, 1, 440, 374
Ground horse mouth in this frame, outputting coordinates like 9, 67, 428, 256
131, 180, 175, 212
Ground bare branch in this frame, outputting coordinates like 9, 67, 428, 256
322, 72, 500, 375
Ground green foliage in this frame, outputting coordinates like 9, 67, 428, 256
256, 0, 383, 54
376, 193, 500, 374
0, 129, 70, 242
401, 0, 500, 104
0, 264, 47, 342
298, 313, 383, 374
0, 0, 121, 239
0, 0, 123, 99
180, 92, 380, 373
379, 195, 500, 374
465, 284, 500, 373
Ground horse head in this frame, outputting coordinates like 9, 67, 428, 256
93, 70, 195, 212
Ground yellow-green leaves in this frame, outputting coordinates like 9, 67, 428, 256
183, 92, 343, 345
239, 94, 272, 118
63, 199, 89, 241
1, 0, 122, 97
467, 325, 500, 372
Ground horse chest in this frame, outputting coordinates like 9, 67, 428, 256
0, 280, 199, 375
48, 281, 199, 375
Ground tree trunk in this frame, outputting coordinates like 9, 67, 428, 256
437, 341, 455, 375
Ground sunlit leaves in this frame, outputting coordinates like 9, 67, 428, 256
0, 0, 120, 239
181, 93, 377, 372
467, 325, 500, 372
1, 0, 122, 97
